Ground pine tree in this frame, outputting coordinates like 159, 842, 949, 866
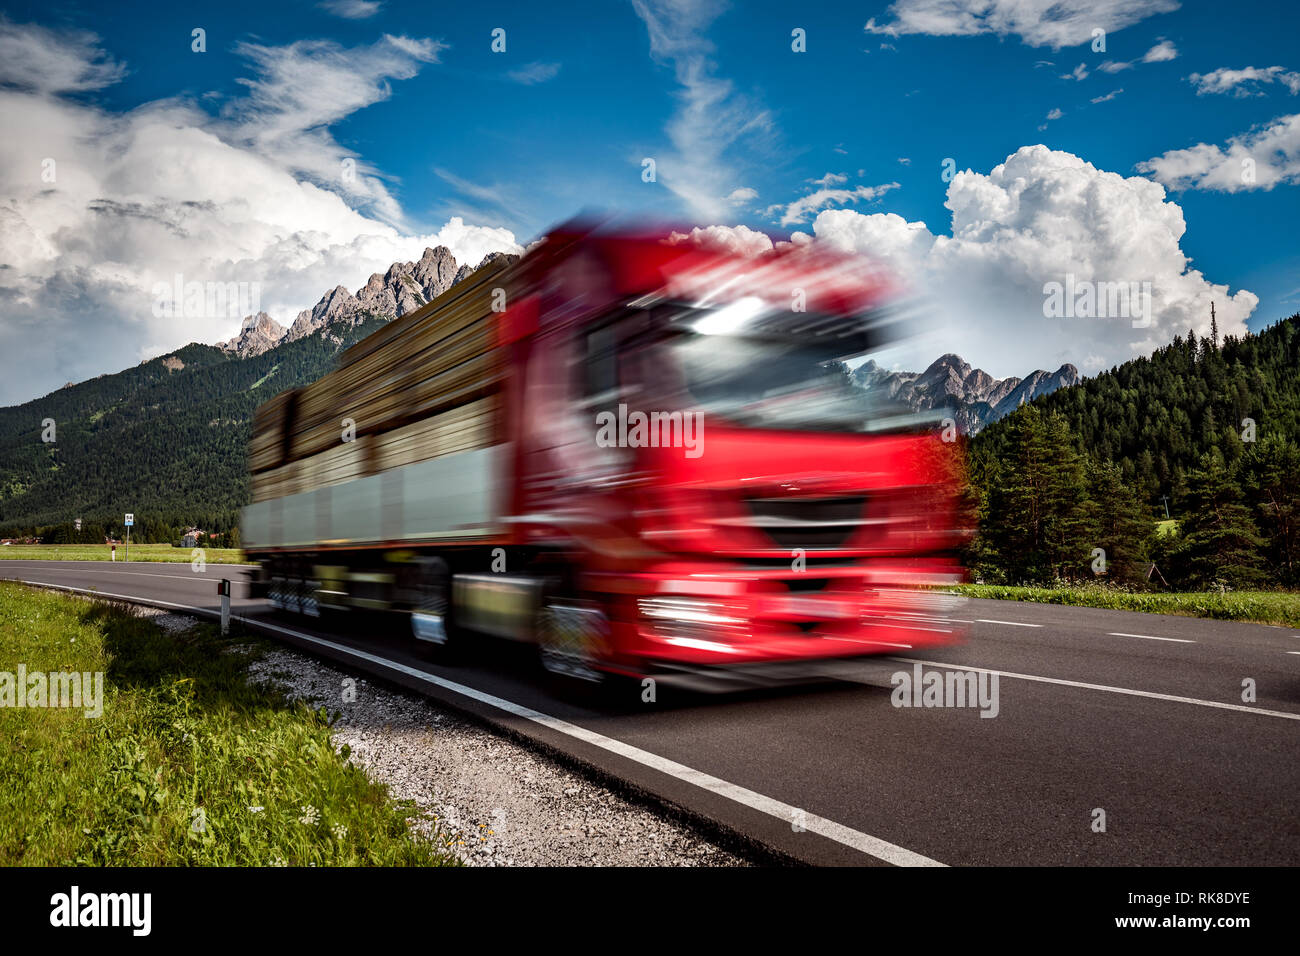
1176, 453, 1266, 588
1240, 436, 1300, 586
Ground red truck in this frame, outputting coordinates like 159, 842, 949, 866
242, 222, 967, 688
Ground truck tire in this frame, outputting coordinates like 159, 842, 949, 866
409, 557, 458, 661
536, 597, 607, 685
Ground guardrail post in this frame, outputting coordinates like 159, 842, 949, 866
219, 578, 231, 635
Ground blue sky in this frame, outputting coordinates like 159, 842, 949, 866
1, 0, 1299, 403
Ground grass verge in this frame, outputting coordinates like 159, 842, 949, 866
0, 544, 247, 564
954, 583, 1300, 629
0, 581, 456, 866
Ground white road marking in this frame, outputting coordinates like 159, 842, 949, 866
1107, 631, 1196, 644
889, 656, 1300, 722
975, 619, 1042, 628
1287, 651, 1300, 656
0, 566, 249, 582
14, 579, 946, 868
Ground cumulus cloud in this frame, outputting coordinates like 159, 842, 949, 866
806, 146, 1255, 377
1188, 65, 1300, 97
666, 224, 776, 257
0, 21, 519, 407
1142, 39, 1179, 62
685, 147, 1256, 380
863, 0, 1180, 50
1137, 113, 1300, 191
725, 187, 758, 204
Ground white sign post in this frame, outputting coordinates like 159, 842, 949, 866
124, 513, 133, 562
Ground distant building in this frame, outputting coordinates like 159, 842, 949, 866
182, 529, 207, 548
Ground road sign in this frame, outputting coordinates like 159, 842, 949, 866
124, 513, 134, 527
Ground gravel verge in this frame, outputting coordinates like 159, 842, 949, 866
132, 607, 750, 866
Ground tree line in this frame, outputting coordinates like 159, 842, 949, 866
967, 314, 1300, 589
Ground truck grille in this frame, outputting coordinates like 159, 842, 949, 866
741, 495, 869, 550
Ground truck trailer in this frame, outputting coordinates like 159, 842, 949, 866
242, 222, 968, 687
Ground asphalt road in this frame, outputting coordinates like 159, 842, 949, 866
3, 559, 1297, 867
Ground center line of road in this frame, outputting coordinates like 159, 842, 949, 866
1107, 631, 1195, 644
889, 656, 1300, 721
15, 579, 946, 868
975, 619, 1042, 628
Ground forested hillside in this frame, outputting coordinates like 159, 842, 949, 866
969, 313, 1300, 589
0, 317, 388, 542
973, 314, 1300, 502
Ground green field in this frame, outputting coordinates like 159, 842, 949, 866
955, 583, 1300, 629
0, 543, 248, 564
0, 582, 456, 866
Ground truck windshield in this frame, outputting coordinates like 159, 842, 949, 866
622, 326, 917, 433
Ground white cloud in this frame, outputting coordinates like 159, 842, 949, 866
808, 172, 848, 187
666, 224, 775, 257
765, 182, 901, 227
631, 0, 773, 220
0, 21, 518, 407
317, 0, 383, 18
1188, 65, 1300, 97
0, 15, 125, 93
1137, 113, 1300, 191
1142, 39, 1178, 62
1091, 88, 1124, 104
1098, 38, 1178, 74
863, 0, 1180, 50
1062, 63, 1088, 81
805, 146, 1255, 378
1046, 107, 1064, 120
507, 61, 562, 85
726, 187, 758, 204
221, 34, 447, 228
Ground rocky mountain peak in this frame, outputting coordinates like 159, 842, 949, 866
853, 352, 1082, 434
218, 311, 286, 358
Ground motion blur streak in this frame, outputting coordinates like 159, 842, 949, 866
242, 216, 970, 688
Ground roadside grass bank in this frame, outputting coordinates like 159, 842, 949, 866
0, 544, 247, 564
0, 581, 456, 866
953, 583, 1300, 629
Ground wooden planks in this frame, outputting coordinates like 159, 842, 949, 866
248, 256, 516, 506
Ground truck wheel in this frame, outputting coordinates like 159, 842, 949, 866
536, 598, 607, 685
410, 557, 458, 661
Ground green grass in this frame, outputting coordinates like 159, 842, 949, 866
0, 544, 247, 564
0, 582, 457, 866
1155, 519, 1179, 537
954, 583, 1300, 629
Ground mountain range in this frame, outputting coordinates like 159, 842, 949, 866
0, 246, 516, 537
853, 353, 1080, 433
216, 247, 519, 358
0, 243, 1077, 536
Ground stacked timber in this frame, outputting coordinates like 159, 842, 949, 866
248, 256, 516, 504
